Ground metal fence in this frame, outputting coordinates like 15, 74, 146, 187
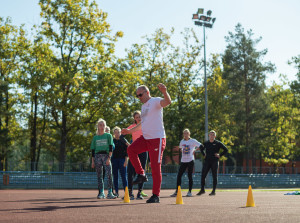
3, 161, 299, 174
218, 166, 299, 175
1, 171, 300, 190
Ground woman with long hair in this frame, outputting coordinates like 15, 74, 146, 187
91, 119, 116, 199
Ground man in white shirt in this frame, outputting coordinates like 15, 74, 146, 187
122, 83, 171, 203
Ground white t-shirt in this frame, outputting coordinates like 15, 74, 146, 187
179, 138, 201, 163
141, 97, 166, 139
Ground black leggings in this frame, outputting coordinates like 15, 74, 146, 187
128, 152, 148, 192
201, 160, 219, 191
176, 160, 194, 192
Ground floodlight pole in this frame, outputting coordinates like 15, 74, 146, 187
203, 25, 209, 142
193, 9, 215, 142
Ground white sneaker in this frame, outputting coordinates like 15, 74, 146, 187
186, 191, 192, 197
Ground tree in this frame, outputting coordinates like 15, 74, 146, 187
38, 0, 137, 170
289, 55, 300, 159
222, 23, 275, 171
0, 17, 27, 171
18, 35, 55, 171
263, 81, 299, 170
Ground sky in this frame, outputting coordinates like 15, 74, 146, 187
1, 0, 299, 86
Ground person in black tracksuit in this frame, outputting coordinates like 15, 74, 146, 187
197, 130, 228, 196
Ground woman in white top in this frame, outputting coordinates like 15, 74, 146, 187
171, 128, 201, 197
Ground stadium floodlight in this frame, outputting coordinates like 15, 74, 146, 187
204, 23, 213, 28
195, 21, 203, 26
199, 15, 207, 21
197, 8, 204, 14
193, 14, 199, 19
192, 8, 216, 141
206, 17, 212, 22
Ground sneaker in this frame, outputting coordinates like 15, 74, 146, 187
196, 190, 205, 196
136, 192, 144, 200
133, 174, 148, 185
186, 191, 193, 197
97, 192, 105, 199
114, 193, 119, 198
130, 194, 135, 200
122, 193, 134, 200
170, 191, 177, 197
140, 191, 148, 197
146, 194, 160, 203
209, 191, 216, 196
107, 192, 117, 199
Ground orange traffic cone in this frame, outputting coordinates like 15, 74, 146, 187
176, 186, 184, 204
246, 185, 255, 207
123, 186, 130, 203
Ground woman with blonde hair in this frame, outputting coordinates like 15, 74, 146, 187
111, 126, 129, 198
170, 128, 202, 197
91, 118, 116, 199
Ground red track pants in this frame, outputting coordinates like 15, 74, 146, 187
127, 136, 166, 196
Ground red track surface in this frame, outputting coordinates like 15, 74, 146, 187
0, 189, 299, 223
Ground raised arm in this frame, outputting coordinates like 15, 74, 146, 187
158, 83, 171, 108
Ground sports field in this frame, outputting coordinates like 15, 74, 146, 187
0, 189, 299, 223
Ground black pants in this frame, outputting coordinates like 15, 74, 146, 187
128, 152, 148, 193
176, 160, 194, 192
201, 160, 219, 191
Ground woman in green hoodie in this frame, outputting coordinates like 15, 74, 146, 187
91, 118, 116, 199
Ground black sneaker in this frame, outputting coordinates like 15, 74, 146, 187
136, 192, 144, 200
146, 194, 160, 203
209, 191, 216, 196
130, 193, 135, 200
122, 193, 134, 200
133, 174, 148, 185
196, 190, 205, 196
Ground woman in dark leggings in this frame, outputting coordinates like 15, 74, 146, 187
170, 129, 202, 197
126, 111, 148, 200
127, 151, 148, 199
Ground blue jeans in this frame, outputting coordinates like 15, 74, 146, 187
112, 158, 128, 194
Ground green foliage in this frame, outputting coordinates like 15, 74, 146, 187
37, 0, 130, 168
207, 54, 235, 161
263, 82, 300, 165
0, 17, 27, 170
1, 3, 299, 171
222, 23, 275, 168
288, 55, 300, 159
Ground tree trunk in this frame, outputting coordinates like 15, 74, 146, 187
30, 92, 38, 171
35, 100, 47, 171
59, 110, 67, 172
4, 90, 9, 171
259, 153, 262, 174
